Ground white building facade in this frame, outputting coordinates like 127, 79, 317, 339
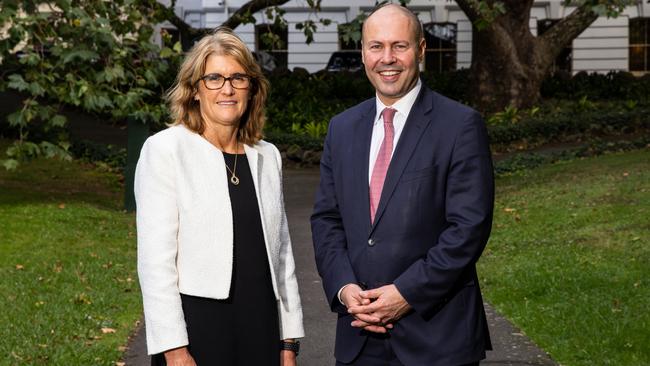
168, 0, 650, 74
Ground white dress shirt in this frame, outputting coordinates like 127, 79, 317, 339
368, 79, 422, 183
338, 80, 423, 304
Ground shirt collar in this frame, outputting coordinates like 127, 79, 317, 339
374, 78, 422, 124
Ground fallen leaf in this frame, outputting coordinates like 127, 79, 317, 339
101, 327, 116, 334
58, 203, 66, 209
15, 264, 24, 270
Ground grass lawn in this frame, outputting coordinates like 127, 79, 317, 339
480, 149, 650, 366
0, 152, 140, 365
1, 142, 647, 366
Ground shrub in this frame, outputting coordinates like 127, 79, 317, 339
541, 71, 650, 102
487, 101, 650, 151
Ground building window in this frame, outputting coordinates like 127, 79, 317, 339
338, 23, 362, 50
423, 23, 456, 73
630, 18, 650, 72
255, 24, 288, 69
538, 19, 572, 73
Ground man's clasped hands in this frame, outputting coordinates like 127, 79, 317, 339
341, 284, 412, 334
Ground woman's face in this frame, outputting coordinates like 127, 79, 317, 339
194, 54, 251, 129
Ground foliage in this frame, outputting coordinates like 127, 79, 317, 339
0, 142, 140, 364
494, 136, 650, 175
481, 149, 650, 365
541, 71, 650, 102
2, 0, 648, 167
265, 131, 324, 152
486, 106, 521, 126
69, 139, 127, 171
262, 68, 649, 153
264, 69, 373, 133
0, 0, 183, 167
487, 100, 650, 151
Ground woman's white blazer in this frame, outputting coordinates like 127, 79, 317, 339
135, 125, 304, 355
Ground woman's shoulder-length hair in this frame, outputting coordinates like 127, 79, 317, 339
166, 27, 270, 145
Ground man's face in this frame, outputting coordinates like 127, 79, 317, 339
362, 7, 425, 106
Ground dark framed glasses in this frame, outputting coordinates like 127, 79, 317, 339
197, 73, 253, 90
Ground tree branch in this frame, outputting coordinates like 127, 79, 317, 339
222, 0, 291, 30
138, 0, 205, 41
538, 4, 598, 55
500, 0, 534, 24
454, 0, 483, 22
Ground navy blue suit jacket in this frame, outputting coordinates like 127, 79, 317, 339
311, 85, 494, 366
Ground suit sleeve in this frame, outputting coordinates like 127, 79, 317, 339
310, 120, 358, 314
135, 138, 188, 355
393, 111, 495, 318
272, 146, 305, 340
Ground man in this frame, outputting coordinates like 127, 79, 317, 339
311, 4, 494, 366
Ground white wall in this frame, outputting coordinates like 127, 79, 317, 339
170, 0, 648, 74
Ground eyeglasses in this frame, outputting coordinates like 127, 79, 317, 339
197, 73, 253, 90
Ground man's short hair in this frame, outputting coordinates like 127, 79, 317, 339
362, 3, 424, 43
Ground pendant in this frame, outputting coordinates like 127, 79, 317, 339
230, 175, 240, 185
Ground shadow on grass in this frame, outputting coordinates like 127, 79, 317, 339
0, 153, 124, 212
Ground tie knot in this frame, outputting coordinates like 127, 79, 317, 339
382, 108, 396, 125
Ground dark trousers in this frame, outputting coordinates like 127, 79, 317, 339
334, 335, 480, 366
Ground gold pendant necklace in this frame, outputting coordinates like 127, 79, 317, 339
225, 143, 240, 186
200, 134, 240, 185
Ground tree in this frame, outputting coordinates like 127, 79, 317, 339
0, 0, 324, 168
0, 0, 186, 169
453, 0, 637, 112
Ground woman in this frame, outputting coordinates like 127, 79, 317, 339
135, 27, 304, 366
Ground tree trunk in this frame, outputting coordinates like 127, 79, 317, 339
456, 0, 600, 113
468, 19, 551, 113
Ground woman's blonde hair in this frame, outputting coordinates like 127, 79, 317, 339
166, 27, 269, 145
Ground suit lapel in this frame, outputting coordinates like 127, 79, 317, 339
371, 87, 434, 232
352, 102, 376, 231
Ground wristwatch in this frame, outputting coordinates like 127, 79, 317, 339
280, 340, 300, 356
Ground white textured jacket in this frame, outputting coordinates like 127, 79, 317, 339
135, 125, 304, 355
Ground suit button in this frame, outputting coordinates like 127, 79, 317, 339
368, 239, 375, 246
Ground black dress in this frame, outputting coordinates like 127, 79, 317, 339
152, 153, 280, 366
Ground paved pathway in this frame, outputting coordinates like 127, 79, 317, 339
123, 168, 557, 366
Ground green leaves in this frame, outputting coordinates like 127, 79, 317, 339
7, 74, 29, 92
338, 11, 367, 46
1, 0, 182, 167
296, 20, 317, 44
61, 49, 100, 64
2, 140, 71, 170
473, 1, 507, 30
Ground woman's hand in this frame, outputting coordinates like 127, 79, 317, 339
164, 347, 197, 366
280, 349, 297, 366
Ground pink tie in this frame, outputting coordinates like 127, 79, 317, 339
369, 107, 396, 224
